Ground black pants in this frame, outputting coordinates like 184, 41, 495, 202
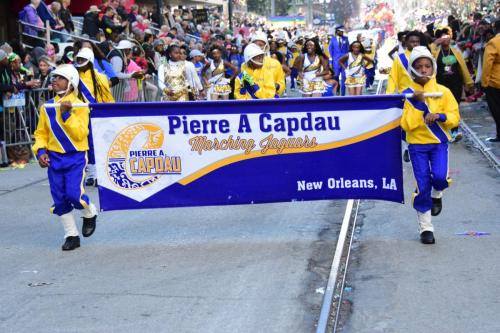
485, 87, 500, 138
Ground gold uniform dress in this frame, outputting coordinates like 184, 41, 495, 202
163, 60, 189, 101
345, 53, 366, 88
208, 60, 232, 96
300, 54, 326, 94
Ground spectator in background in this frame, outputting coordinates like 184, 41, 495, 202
111, 40, 143, 80
35, 55, 54, 103
20, 0, 45, 48
481, 20, 500, 142
116, 0, 128, 21
128, 4, 139, 24
152, 39, 165, 70
58, 0, 75, 35
101, 6, 127, 38
79, 40, 118, 87
82, 6, 101, 39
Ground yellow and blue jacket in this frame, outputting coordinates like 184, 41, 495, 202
79, 69, 115, 103
236, 56, 286, 99
32, 93, 90, 157
401, 79, 460, 144
386, 49, 412, 94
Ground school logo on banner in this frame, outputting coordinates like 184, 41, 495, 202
107, 123, 182, 190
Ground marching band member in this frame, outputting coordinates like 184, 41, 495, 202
158, 45, 191, 102
386, 30, 422, 163
32, 64, 98, 251
296, 37, 330, 97
400, 46, 459, 245
202, 45, 239, 101
235, 44, 283, 100
339, 41, 373, 96
386, 30, 421, 94
245, 32, 286, 97
74, 47, 115, 187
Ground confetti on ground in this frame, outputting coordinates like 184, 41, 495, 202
455, 231, 491, 237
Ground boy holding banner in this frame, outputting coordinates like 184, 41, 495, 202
32, 64, 98, 251
74, 48, 115, 187
401, 47, 459, 244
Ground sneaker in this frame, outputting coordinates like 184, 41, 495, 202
486, 137, 500, 143
403, 149, 410, 162
85, 178, 97, 187
62, 236, 80, 251
453, 132, 463, 143
420, 231, 435, 244
431, 197, 442, 216
82, 215, 97, 237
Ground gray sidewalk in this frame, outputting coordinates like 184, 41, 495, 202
343, 133, 500, 332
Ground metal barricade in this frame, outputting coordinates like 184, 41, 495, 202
0, 88, 54, 163
111, 77, 162, 103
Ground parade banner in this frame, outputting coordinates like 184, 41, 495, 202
90, 96, 405, 211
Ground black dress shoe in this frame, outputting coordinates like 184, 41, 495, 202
82, 215, 97, 237
403, 149, 410, 162
420, 231, 435, 244
431, 198, 442, 216
62, 236, 80, 251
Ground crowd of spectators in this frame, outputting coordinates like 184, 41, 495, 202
0, 0, 499, 165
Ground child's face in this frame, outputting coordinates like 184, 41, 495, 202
413, 57, 433, 85
52, 74, 68, 92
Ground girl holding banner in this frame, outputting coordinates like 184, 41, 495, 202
401, 46, 459, 245
74, 48, 115, 187
32, 64, 98, 251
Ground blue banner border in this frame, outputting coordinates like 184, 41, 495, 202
90, 95, 406, 118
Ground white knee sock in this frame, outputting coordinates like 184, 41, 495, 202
81, 202, 98, 219
417, 210, 433, 233
60, 213, 79, 238
431, 189, 443, 199
86, 164, 96, 179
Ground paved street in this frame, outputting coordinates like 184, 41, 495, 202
343, 127, 500, 332
0, 163, 346, 333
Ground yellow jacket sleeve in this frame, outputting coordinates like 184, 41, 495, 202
234, 77, 249, 100
401, 100, 425, 132
32, 106, 49, 156
97, 72, 115, 103
62, 105, 90, 142
439, 87, 460, 129
273, 62, 286, 96
386, 58, 399, 94
453, 48, 473, 88
481, 39, 498, 88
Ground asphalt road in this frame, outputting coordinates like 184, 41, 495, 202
342, 136, 500, 333
0, 163, 346, 333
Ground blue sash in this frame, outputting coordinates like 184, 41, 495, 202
45, 98, 77, 153
404, 88, 449, 143
79, 79, 97, 103
399, 53, 409, 71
